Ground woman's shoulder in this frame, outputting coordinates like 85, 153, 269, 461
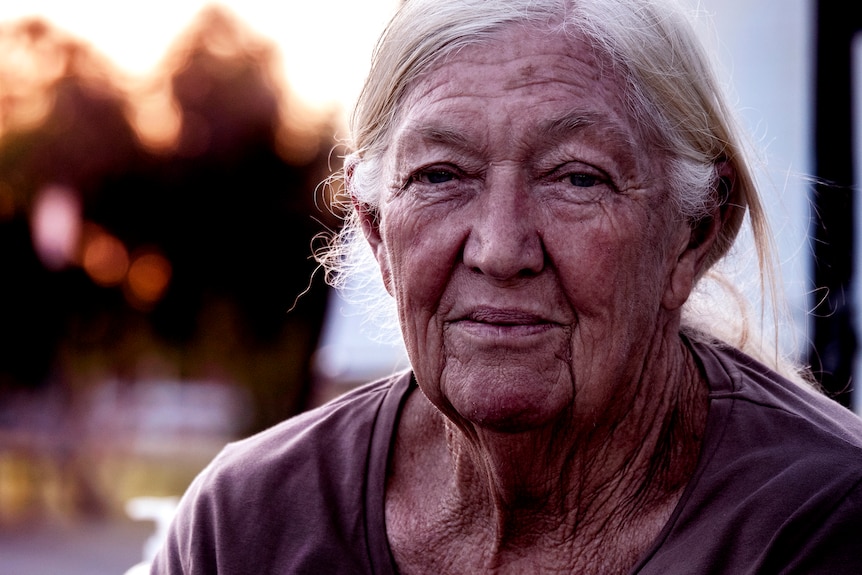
637, 342, 862, 573
685, 339, 862, 545
692, 339, 862, 450
152, 371, 413, 574
208, 369, 413, 490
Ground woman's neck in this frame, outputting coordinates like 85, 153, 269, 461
454, 337, 704, 529
386, 336, 709, 574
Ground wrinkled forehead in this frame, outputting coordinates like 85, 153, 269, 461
404, 24, 614, 98
391, 23, 644, 146
385, 24, 653, 174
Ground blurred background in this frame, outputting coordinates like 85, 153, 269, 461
0, 0, 859, 573
0, 1, 405, 573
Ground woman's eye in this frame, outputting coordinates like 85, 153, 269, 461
397, 165, 471, 199
566, 173, 601, 188
544, 164, 613, 204
414, 170, 456, 185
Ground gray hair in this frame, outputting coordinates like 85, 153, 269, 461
317, 0, 807, 382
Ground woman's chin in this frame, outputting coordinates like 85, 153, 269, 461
439, 368, 574, 434
461, 406, 563, 434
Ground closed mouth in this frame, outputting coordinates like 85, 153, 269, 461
465, 307, 552, 326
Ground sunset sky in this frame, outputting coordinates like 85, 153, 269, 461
0, 0, 399, 122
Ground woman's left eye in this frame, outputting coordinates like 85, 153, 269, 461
544, 163, 615, 203
566, 173, 601, 188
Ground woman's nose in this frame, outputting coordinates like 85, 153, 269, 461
462, 178, 544, 280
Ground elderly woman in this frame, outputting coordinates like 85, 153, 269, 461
153, 0, 862, 573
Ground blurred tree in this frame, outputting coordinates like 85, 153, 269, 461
0, 20, 140, 396
0, 8, 337, 436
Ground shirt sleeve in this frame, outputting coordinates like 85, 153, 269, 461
149, 468, 217, 575
771, 476, 862, 574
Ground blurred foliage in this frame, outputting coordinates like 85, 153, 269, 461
0, 7, 341, 521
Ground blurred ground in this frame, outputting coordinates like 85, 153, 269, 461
0, 295, 407, 575
0, 381, 230, 575
0, 518, 152, 575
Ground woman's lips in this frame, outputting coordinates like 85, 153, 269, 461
453, 308, 559, 338
466, 308, 548, 324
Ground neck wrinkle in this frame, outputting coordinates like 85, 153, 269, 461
439, 334, 709, 554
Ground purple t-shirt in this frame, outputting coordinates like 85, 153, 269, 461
152, 341, 862, 574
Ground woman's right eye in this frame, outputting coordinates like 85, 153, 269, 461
412, 169, 457, 185
395, 164, 468, 197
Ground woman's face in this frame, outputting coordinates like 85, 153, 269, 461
362, 25, 704, 433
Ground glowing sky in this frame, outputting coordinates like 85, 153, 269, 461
0, 0, 399, 123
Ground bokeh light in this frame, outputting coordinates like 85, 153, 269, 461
126, 250, 173, 310
30, 184, 81, 270
81, 224, 129, 287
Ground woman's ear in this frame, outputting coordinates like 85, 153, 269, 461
347, 163, 394, 295
345, 160, 380, 249
354, 197, 384, 254
662, 163, 734, 310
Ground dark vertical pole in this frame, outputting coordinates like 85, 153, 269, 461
809, 1, 861, 408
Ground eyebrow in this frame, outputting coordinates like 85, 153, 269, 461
401, 123, 474, 151
535, 110, 636, 150
538, 111, 598, 134
397, 110, 637, 158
